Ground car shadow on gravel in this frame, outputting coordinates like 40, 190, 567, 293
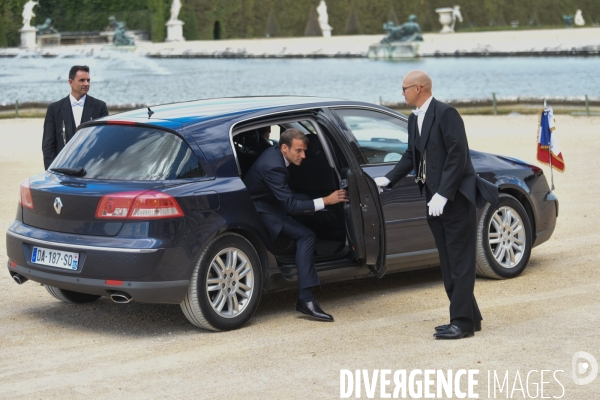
254, 267, 444, 318
20, 267, 445, 337
23, 299, 200, 337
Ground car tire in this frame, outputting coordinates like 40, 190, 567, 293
180, 233, 263, 331
45, 286, 101, 303
476, 193, 533, 279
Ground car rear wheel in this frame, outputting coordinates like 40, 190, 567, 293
476, 193, 532, 279
180, 233, 262, 331
45, 286, 101, 303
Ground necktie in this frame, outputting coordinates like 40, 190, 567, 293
412, 108, 425, 116
72, 101, 84, 107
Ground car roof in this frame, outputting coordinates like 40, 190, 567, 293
99, 96, 387, 131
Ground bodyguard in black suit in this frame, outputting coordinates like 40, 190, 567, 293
374, 71, 498, 339
42, 65, 108, 170
243, 128, 348, 321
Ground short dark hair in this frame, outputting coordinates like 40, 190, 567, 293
69, 65, 90, 80
280, 128, 308, 148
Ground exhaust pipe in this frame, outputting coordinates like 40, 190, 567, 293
13, 274, 28, 285
110, 291, 133, 304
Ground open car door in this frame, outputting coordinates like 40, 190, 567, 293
315, 110, 387, 278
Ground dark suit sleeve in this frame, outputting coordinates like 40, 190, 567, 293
42, 103, 57, 170
263, 165, 315, 215
437, 107, 469, 200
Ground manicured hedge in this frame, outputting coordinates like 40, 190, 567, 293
1, 0, 599, 46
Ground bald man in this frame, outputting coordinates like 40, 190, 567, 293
374, 71, 495, 339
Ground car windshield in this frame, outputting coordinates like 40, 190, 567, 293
50, 125, 206, 180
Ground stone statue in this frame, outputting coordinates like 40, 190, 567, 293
113, 22, 134, 46
380, 14, 423, 44
36, 18, 58, 35
316, 0, 333, 37
106, 16, 119, 31
450, 6, 463, 32
574, 10, 585, 26
22, 0, 39, 28
169, 0, 182, 22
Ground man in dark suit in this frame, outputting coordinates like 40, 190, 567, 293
243, 128, 348, 321
374, 70, 497, 339
42, 65, 108, 170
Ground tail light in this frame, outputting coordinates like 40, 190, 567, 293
129, 191, 184, 219
19, 179, 34, 209
96, 191, 141, 219
96, 190, 184, 220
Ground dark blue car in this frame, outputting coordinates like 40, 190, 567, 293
6, 97, 558, 331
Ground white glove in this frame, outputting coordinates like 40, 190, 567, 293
427, 193, 448, 217
373, 177, 391, 193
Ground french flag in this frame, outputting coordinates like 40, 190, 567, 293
537, 107, 565, 173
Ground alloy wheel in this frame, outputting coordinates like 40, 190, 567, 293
487, 206, 526, 269
205, 247, 254, 318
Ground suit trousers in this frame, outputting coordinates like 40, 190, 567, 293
426, 189, 482, 331
279, 216, 321, 291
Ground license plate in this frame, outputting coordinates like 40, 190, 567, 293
31, 247, 79, 270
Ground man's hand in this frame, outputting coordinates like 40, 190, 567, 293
374, 177, 391, 193
427, 193, 448, 217
323, 189, 349, 206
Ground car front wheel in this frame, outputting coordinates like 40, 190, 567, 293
476, 193, 533, 279
180, 233, 263, 331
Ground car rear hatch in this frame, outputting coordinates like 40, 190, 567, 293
22, 122, 209, 236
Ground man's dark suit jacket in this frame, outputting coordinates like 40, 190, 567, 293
243, 145, 316, 242
385, 97, 498, 209
42, 95, 108, 170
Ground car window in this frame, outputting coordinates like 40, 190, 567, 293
50, 125, 206, 180
334, 109, 408, 165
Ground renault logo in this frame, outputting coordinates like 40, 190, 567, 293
54, 197, 63, 214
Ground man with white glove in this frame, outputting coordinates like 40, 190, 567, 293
373, 70, 483, 340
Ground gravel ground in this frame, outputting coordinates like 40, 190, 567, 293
0, 115, 598, 399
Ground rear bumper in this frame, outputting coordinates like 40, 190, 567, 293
8, 262, 189, 304
6, 221, 194, 281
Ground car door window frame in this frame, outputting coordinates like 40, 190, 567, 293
330, 106, 409, 167
231, 115, 338, 180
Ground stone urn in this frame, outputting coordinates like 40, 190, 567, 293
435, 7, 454, 33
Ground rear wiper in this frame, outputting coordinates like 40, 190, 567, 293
50, 167, 87, 177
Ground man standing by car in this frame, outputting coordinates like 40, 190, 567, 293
42, 65, 108, 170
243, 128, 348, 321
374, 70, 497, 339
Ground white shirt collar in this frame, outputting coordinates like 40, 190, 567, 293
415, 96, 433, 115
281, 151, 289, 167
69, 94, 86, 106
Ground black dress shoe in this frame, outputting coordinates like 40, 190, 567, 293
295, 299, 334, 322
434, 324, 474, 339
435, 321, 481, 332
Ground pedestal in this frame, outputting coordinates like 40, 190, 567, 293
37, 33, 61, 47
165, 20, 185, 42
368, 42, 420, 59
435, 8, 454, 33
320, 24, 332, 38
20, 26, 37, 49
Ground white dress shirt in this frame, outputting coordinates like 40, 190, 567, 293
282, 153, 324, 211
413, 95, 433, 136
69, 94, 86, 127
